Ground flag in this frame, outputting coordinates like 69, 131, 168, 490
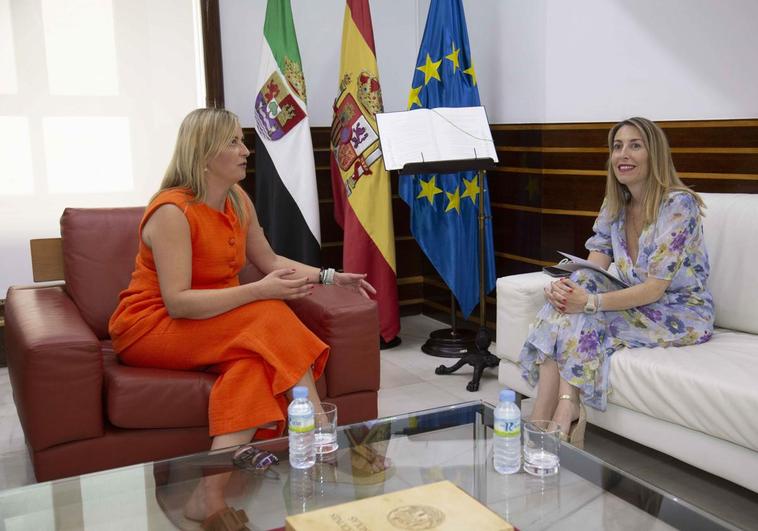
253, 0, 320, 265
330, 0, 400, 341
399, 0, 496, 318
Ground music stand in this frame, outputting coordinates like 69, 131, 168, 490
377, 107, 499, 391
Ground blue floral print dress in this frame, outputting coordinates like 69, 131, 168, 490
519, 191, 714, 410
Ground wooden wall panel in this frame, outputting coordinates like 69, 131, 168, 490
243, 120, 758, 337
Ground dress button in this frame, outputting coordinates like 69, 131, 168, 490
228, 237, 235, 245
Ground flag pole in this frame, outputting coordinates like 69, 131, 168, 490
475, 169, 491, 350
450, 292, 458, 332
434, 168, 499, 391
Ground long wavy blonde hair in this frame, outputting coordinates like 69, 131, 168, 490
154, 108, 248, 224
604, 117, 704, 225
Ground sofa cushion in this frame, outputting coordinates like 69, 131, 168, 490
496, 272, 551, 364
700, 193, 758, 334
609, 328, 758, 453
102, 342, 213, 429
61, 207, 145, 340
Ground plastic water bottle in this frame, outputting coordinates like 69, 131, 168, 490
493, 389, 521, 474
288, 386, 316, 469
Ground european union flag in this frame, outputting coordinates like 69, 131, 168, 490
399, 0, 496, 318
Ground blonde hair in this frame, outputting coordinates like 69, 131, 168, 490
604, 117, 704, 225
155, 108, 248, 223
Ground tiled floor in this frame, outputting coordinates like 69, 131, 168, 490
0, 364, 35, 491
377, 314, 502, 416
2, 314, 757, 529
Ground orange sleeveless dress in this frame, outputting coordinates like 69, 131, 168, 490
108, 188, 329, 437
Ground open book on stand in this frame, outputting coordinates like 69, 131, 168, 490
376, 106, 497, 172
543, 251, 629, 288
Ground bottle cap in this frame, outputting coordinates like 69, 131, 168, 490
499, 389, 515, 402
292, 386, 308, 399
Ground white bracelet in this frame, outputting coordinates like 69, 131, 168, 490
320, 267, 336, 285
595, 293, 602, 311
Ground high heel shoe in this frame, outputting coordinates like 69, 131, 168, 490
557, 394, 587, 449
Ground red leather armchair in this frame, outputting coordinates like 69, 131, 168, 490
5, 207, 380, 482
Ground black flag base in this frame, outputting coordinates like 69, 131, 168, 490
421, 327, 475, 358
434, 327, 500, 392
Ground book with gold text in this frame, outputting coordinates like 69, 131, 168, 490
285, 480, 513, 531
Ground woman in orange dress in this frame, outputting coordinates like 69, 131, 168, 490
108, 108, 374, 523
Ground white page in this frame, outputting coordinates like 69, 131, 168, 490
376, 111, 435, 170
432, 107, 497, 162
376, 106, 497, 171
557, 251, 629, 287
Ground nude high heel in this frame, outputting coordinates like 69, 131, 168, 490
558, 394, 587, 449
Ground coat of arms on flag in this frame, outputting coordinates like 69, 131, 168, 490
254, 71, 306, 142
331, 91, 380, 196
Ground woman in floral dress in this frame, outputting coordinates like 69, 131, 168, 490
520, 117, 714, 445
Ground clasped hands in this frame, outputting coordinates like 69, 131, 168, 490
544, 278, 589, 314
258, 269, 376, 300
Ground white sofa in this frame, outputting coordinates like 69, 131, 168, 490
495, 193, 758, 493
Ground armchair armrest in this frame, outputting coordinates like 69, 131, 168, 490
5, 285, 104, 451
495, 272, 551, 363
287, 285, 380, 398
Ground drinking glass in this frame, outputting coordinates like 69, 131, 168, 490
523, 420, 560, 477
314, 402, 338, 455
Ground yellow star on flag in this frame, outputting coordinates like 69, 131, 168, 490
417, 53, 442, 85
461, 176, 479, 205
445, 42, 460, 73
464, 61, 477, 86
408, 85, 422, 109
417, 175, 443, 205
445, 186, 461, 214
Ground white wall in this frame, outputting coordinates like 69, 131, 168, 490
0, 0, 203, 295
221, 0, 758, 125
541, 0, 758, 122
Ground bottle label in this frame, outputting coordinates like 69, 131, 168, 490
289, 415, 315, 433
494, 418, 520, 438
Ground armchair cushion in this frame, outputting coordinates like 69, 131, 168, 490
699, 193, 758, 333
61, 207, 144, 339
5, 285, 104, 450
288, 284, 380, 398
495, 272, 551, 364
102, 345, 214, 429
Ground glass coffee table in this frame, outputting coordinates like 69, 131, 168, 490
0, 401, 736, 530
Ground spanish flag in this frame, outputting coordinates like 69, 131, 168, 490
330, 0, 400, 342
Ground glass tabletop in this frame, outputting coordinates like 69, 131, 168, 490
0, 401, 737, 530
